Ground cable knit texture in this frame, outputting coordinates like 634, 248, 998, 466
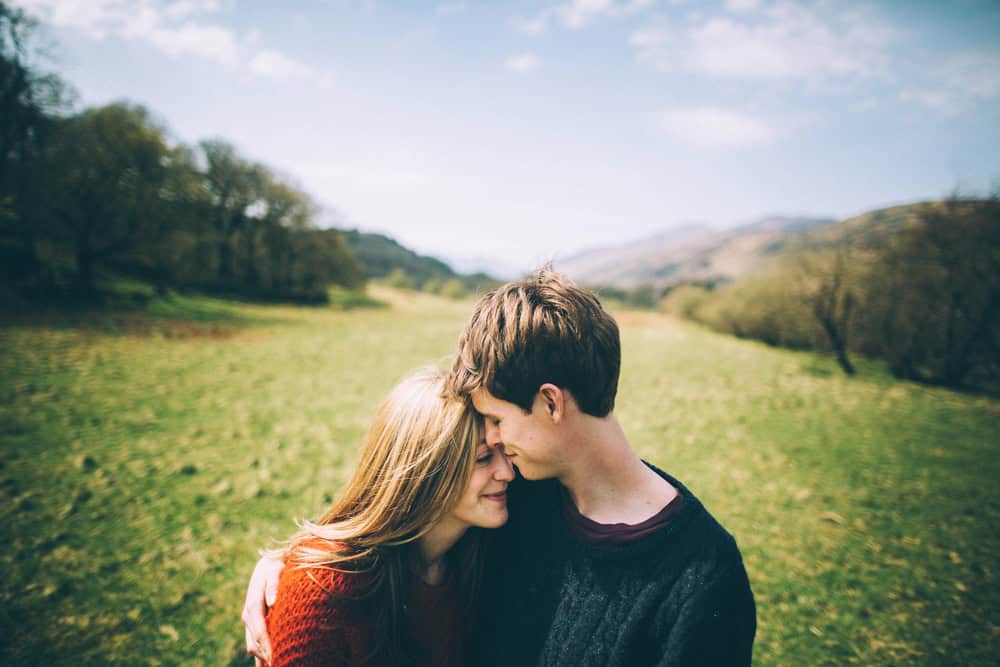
267, 564, 375, 667
472, 464, 756, 666
267, 560, 465, 666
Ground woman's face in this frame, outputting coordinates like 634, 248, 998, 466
448, 439, 515, 529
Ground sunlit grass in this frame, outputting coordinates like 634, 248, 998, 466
1, 291, 996, 665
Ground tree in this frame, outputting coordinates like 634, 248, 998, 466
131, 143, 206, 295
1, 2, 368, 305
38, 102, 173, 294
797, 239, 857, 375
625, 284, 658, 309
421, 277, 442, 294
385, 268, 415, 290
249, 172, 312, 290
862, 196, 1000, 388
0, 2, 68, 192
227, 170, 365, 298
198, 139, 265, 283
291, 229, 365, 299
0, 1, 72, 288
440, 278, 466, 299
658, 283, 711, 319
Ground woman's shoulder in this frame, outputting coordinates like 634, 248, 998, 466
278, 543, 372, 603
269, 539, 364, 610
278, 562, 360, 599
268, 549, 375, 665
269, 554, 371, 628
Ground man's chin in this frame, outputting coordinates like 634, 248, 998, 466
512, 462, 544, 481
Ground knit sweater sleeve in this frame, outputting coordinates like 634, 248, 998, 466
653, 561, 757, 667
266, 565, 358, 667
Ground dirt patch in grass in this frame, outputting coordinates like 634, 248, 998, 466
86, 315, 243, 340
1, 310, 243, 340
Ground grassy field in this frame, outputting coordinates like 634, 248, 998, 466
1, 288, 997, 666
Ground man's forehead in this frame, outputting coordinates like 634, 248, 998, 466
469, 388, 490, 410
470, 388, 500, 413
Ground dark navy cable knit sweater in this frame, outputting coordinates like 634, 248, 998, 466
473, 464, 756, 666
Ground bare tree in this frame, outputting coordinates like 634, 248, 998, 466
798, 237, 857, 375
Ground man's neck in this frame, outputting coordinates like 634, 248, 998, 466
558, 414, 677, 525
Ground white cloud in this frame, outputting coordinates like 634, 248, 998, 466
511, 0, 652, 36
512, 14, 549, 35
14, 0, 327, 85
145, 22, 240, 66
506, 53, 541, 72
15, 0, 130, 38
724, 0, 759, 13
902, 50, 1000, 115
557, 0, 653, 29
162, 0, 224, 21
657, 107, 778, 148
559, 0, 614, 28
632, 2, 898, 84
249, 49, 313, 80
629, 25, 669, 50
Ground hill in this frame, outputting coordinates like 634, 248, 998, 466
553, 216, 835, 289
802, 201, 943, 249
342, 229, 499, 291
342, 230, 455, 283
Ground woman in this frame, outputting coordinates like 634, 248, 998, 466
262, 367, 513, 666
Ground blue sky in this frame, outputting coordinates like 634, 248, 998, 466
15, 0, 1000, 274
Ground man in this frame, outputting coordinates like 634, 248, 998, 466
244, 270, 755, 666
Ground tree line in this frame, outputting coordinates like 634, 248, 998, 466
1, 3, 364, 305
661, 197, 1000, 392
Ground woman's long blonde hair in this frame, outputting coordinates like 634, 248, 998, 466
272, 366, 484, 663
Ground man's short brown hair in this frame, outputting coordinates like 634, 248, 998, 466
448, 269, 621, 416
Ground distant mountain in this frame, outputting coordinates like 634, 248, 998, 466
444, 254, 525, 281
342, 229, 500, 289
343, 229, 452, 283
553, 216, 836, 289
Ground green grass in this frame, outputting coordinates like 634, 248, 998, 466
1, 291, 997, 665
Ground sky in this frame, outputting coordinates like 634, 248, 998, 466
14, 0, 1000, 275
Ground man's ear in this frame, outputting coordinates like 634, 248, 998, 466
537, 383, 565, 423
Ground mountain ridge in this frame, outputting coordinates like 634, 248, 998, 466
553, 215, 837, 289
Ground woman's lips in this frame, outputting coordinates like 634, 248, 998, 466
483, 490, 507, 502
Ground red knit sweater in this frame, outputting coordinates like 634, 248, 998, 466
267, 562, 465, 666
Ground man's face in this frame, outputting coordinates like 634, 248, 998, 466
470, 388, 562, 480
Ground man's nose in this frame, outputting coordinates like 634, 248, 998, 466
485, 422, 502, 446
493, 450, 515, 481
